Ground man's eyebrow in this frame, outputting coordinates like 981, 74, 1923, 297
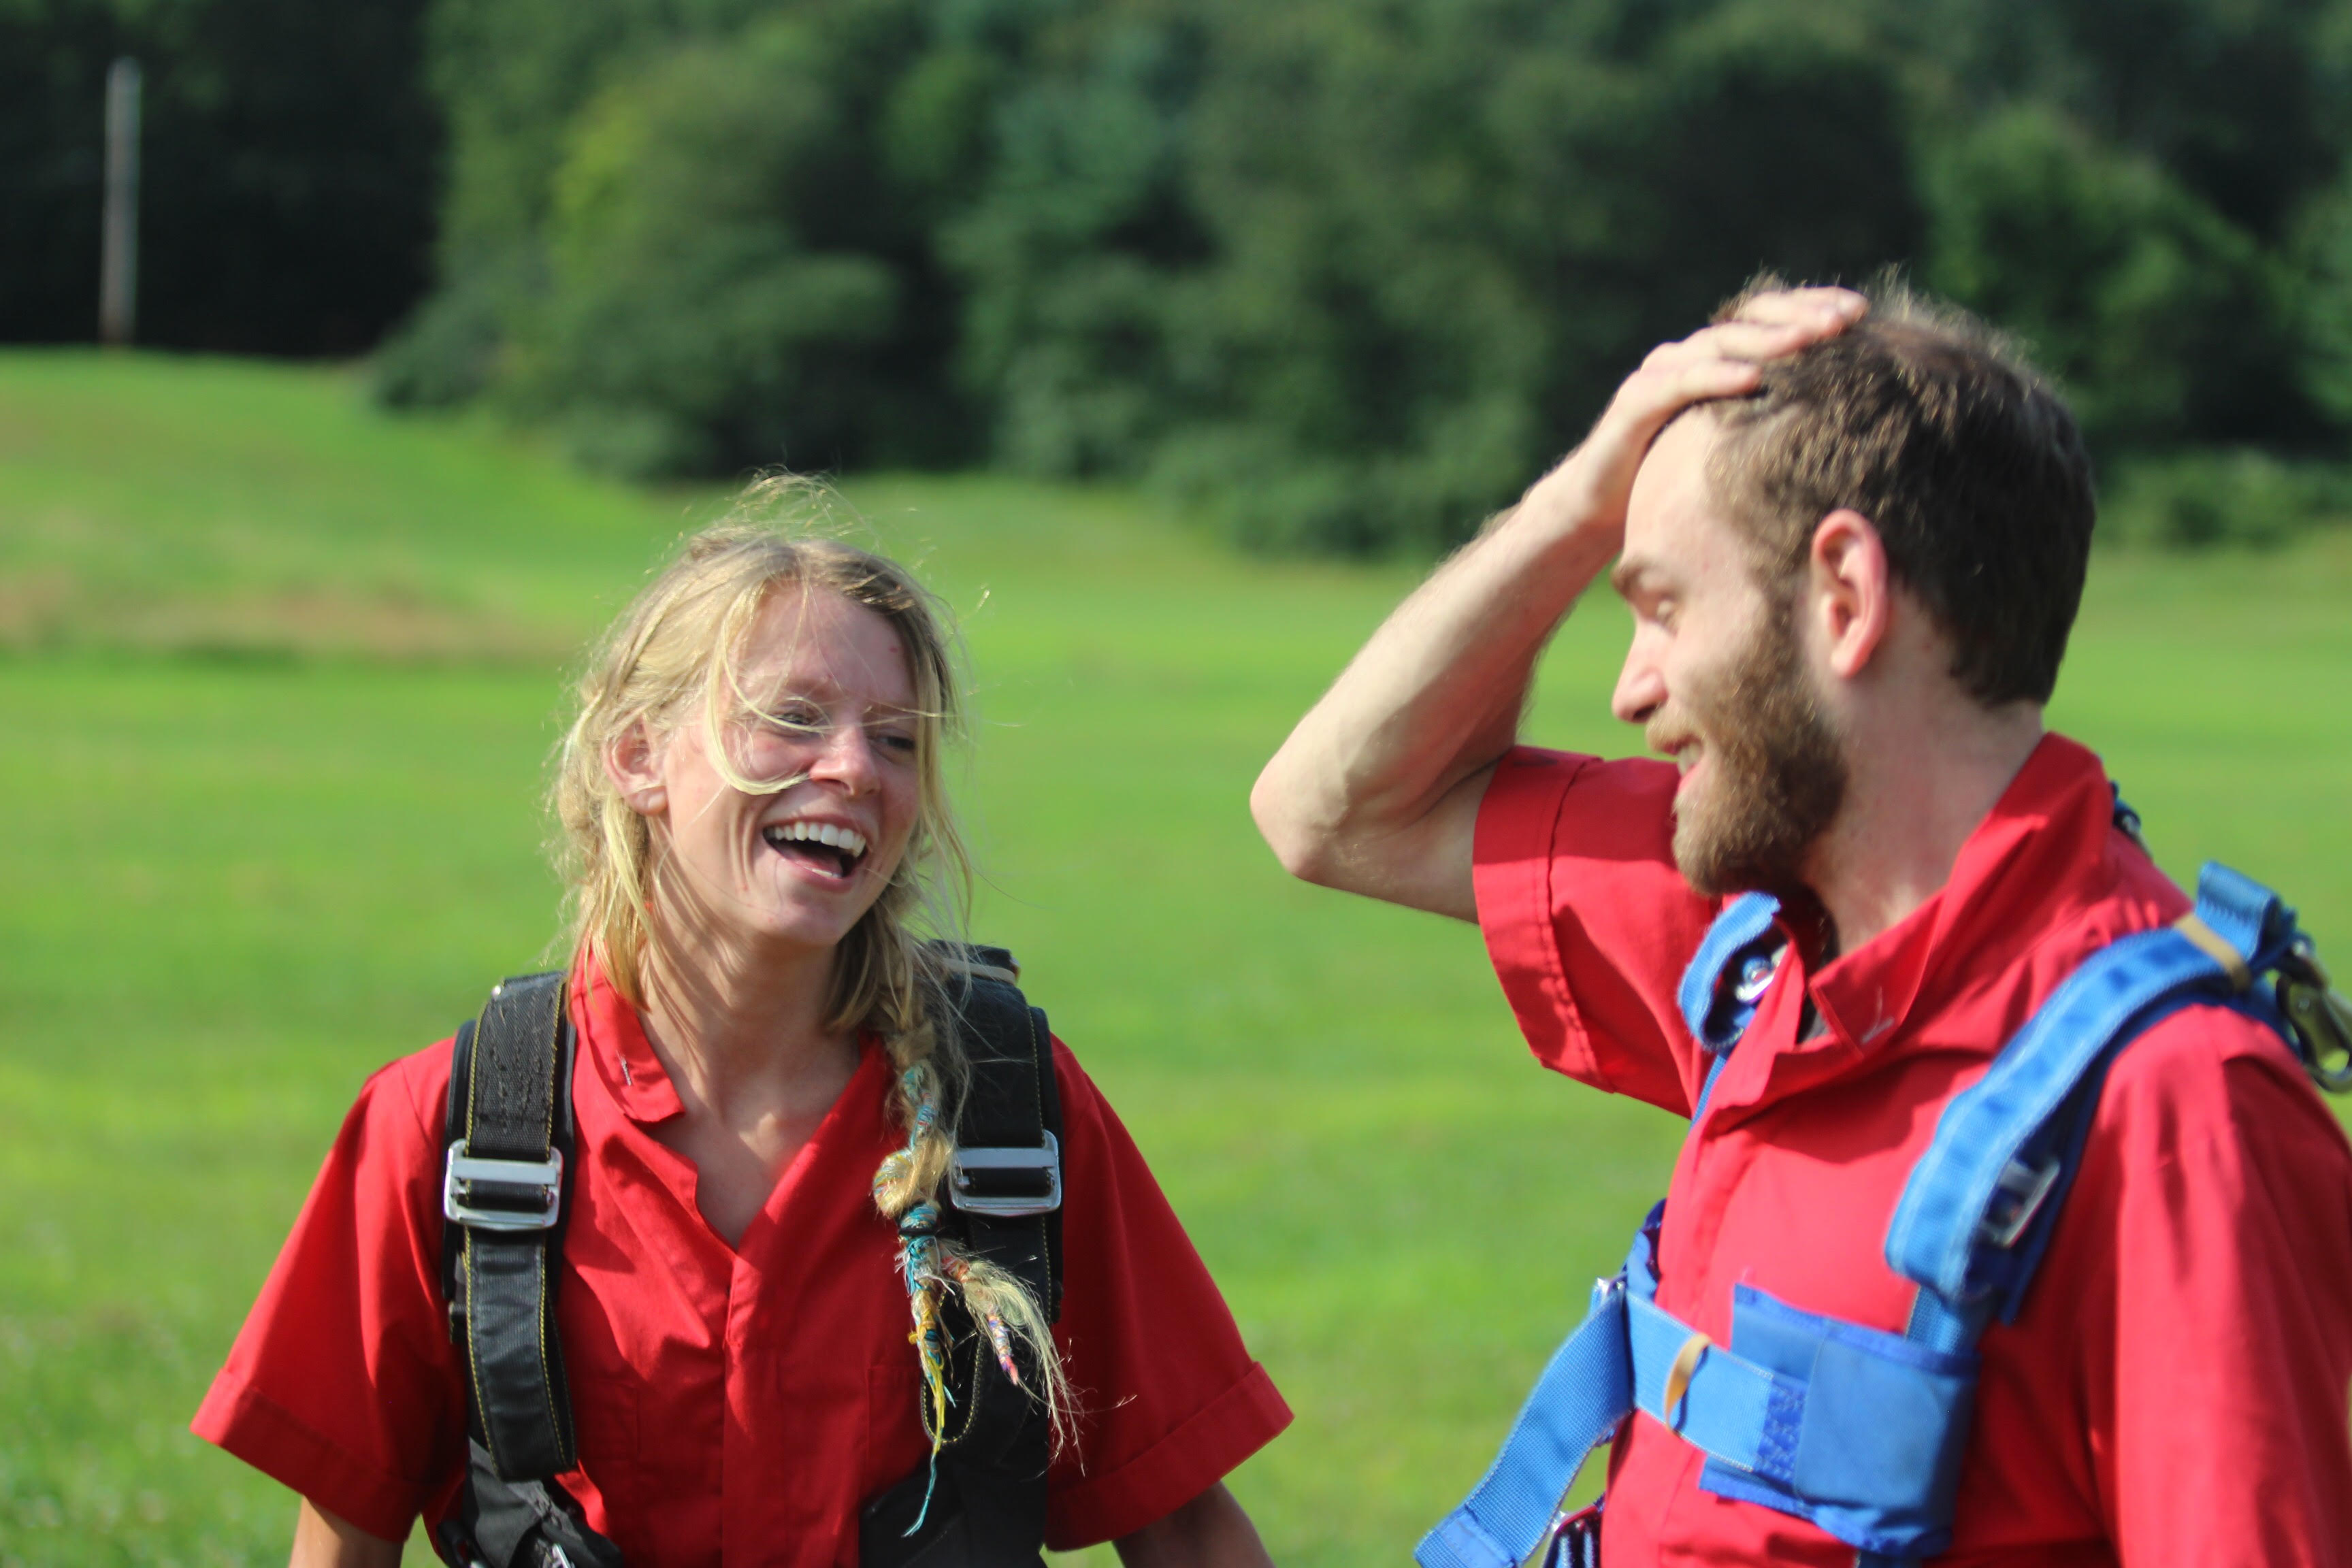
1608, 557, 1652, 600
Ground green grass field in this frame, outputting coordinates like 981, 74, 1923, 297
2, 350, 2348, 1567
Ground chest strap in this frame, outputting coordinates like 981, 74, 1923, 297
434, 972, 620, 1568
434, 951, 1066, 1568
1419, 860, 2339, 1568
862, 947, 1066, 1568
441, 970, 579, 1483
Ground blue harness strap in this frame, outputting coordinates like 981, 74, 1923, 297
1678, 893, 1784, 1061
1416, 1279, 1631, 1568
1418, 860, 2325, 1568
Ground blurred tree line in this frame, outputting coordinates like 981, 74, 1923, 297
1, 0, 439, 355
15, 0, 2352, 549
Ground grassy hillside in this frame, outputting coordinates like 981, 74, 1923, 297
1, 351, 2347, 1565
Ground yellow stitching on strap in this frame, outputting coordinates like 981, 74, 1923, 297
1662, 1332, 1710, 1431
2174, 913, 2253, 994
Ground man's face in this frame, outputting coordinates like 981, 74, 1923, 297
1610, 413, 1847, 898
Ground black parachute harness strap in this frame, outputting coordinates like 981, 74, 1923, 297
860, 945, 1065, 1568
434, 970, 616, 1568
432, 949, 1064, 1568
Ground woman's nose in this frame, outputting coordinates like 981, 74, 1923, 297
808, 722, 879, 792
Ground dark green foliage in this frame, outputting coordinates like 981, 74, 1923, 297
381, 0, 981, 474
1923, 105, 2302, 450
1132, 1, 1929, 551
2101, 450, 2352, 549
0, 0, 440, 355
31, 0, 2330, 548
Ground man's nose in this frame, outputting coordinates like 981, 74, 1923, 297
1611, 640, 1665, 727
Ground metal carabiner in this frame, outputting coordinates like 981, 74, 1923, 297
2277, 938, 2352, 1095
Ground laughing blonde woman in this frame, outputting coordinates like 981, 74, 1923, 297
195, 483, 1290, 1568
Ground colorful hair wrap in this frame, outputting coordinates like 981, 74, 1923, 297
886, 1070, 953, 1532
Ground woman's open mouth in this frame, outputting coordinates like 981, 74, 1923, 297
761, 820, 869, 881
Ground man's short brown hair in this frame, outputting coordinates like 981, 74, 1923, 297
1704, 276, 2095, 707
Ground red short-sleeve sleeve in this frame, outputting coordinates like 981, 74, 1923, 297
2049, 1009, 2352, 1566
1472, 747, 1717, 1115
191, 1047, 466, 1541
1041, 1043, 1292, 1548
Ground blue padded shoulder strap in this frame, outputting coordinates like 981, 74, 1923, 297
2191, 862, 2303, 973
1679, 894, 1787, 1122
1882, 928, 2224, 1309
1885, 866, 2275, 1317
1678, 894, 1784, 1054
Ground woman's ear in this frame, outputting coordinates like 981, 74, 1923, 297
604, 721, 668, 817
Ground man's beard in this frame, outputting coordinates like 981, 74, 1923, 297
1663, 596, 1848, 900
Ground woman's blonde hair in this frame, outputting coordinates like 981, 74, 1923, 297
551, 476, 1068, 1438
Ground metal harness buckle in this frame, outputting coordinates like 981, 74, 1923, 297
442, 1146, 564, 1232
949, 1132, 1062, 1217
1978, 1152, 2062, 1250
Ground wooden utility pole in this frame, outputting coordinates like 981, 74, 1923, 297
100, 57, 142, 347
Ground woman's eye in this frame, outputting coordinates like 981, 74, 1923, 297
874, 728, 918, 757
765, 704, 824, 734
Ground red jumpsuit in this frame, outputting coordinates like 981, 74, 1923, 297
195, 958, 1291, 1565
1473, 734, 2352, 1567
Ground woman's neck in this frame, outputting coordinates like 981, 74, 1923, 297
635, 919, 859, 1126
630, 924, 865, 1245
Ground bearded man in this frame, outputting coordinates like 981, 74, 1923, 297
1251, 281, 2352, 1567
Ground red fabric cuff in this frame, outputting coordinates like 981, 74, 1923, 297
192, 1369, 420, 1544
1473, 748, 1607, 1088
1044, 1362, 1293, 1549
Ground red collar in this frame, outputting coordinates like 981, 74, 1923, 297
570, 953, 688, 1124
1803, 731, 2125, 1060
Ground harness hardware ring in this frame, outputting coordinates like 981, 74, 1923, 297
1661, 1332, 1710, 1431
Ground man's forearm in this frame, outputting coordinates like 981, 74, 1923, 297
1250, 481, 1616, 911
1251, 291, 1866, 917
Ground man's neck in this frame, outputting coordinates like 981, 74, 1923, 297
1806, 699, 2046, 958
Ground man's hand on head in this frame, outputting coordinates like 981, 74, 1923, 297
1512, 287, 1867, 555
1250, 285, 1863, 924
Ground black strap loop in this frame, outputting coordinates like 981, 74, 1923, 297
441, 973, 578, 1487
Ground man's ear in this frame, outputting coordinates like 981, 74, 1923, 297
604, 720, 668, 817
1806, 508, 1893, 680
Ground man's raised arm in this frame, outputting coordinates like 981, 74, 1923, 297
1250, 290, 1865, 920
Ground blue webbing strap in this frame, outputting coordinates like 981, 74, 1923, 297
1686, 893, 1780, 1122
1883, 928, 2237, 1311
2189, 862, 2299, 973
1624, 1287, 1792, 1473
1418, 898, 1784, 1568
1415, 1286, 1632, 1568
1678, 894, 1784, 1056
1858, 864, 2283, 1568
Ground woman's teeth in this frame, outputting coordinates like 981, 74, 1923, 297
762, 820, 868, 876
763, 821, 869, 858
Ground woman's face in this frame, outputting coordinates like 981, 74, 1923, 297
621, 585, 925, 962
